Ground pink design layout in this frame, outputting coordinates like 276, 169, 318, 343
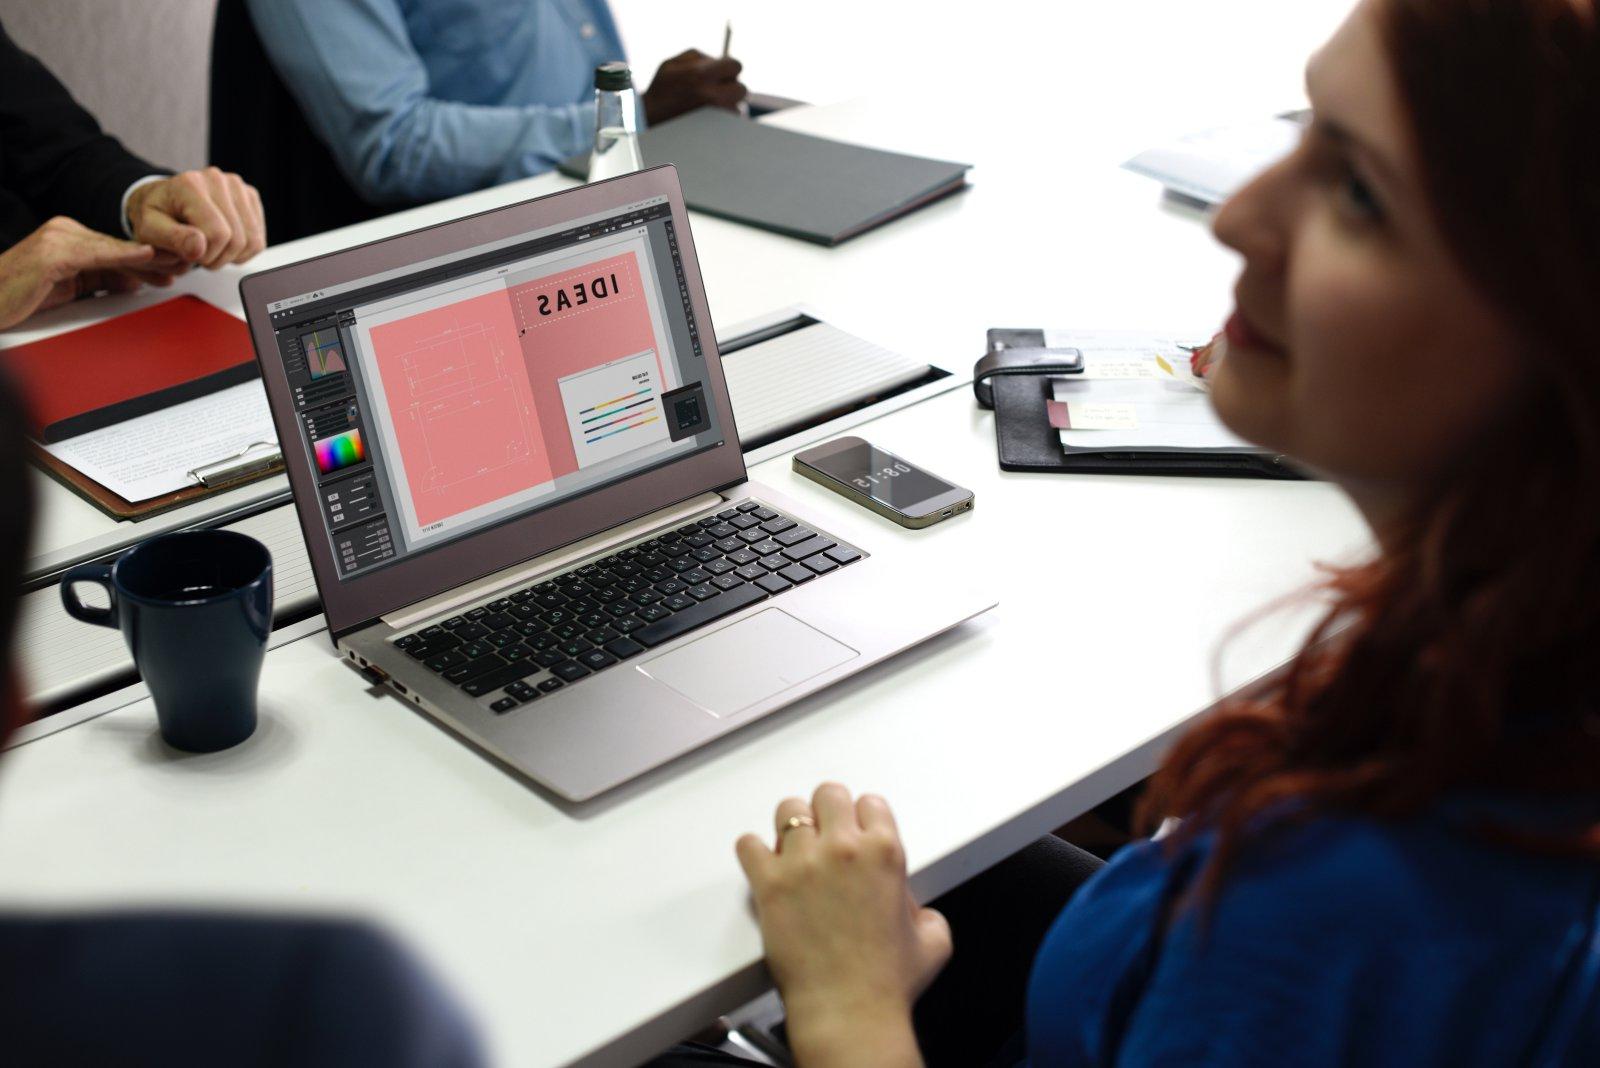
367, 292, 553, 529
508, 251, 667, 478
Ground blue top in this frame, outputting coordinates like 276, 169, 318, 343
244, 0, 628, 204
1026, 802, 1600, 1066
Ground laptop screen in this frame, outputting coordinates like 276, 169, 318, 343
260, 194, 724, 581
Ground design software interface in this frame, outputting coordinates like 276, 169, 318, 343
264, 196, 721, 580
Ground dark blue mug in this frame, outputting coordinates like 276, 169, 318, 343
61, 530, 273, 752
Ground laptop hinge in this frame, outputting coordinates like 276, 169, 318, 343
379, 491, 724, 632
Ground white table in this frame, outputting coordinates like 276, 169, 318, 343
17, 0, 1356, 575
0, 4, 1370, 1064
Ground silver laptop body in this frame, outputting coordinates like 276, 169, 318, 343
241, 167, 994, 800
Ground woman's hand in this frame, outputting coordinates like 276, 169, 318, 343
736, 783, 950, 1067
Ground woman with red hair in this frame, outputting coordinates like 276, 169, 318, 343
727, 0, 1600, 1064
2, 0, 1596, 1063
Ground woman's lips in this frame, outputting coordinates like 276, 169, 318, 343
1224, 309, 1285, 357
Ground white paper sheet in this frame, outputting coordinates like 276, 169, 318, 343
44, 381, 277, 503
1061, 402, 1140, 430
1046, 332, 1253, 451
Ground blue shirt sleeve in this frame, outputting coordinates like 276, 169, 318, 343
244, 0, 599, 204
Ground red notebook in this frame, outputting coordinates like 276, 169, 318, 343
0, 295, 257, 443
0, 295, 277, 519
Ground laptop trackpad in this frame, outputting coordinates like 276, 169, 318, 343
639, 609, 858, 718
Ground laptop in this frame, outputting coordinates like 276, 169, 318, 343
240, 166, 995, 801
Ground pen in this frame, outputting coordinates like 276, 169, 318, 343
722, 20, 732, 59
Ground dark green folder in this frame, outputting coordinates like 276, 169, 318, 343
559, 108, 971, 246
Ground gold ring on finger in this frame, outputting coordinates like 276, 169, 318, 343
779, 814, 817, 836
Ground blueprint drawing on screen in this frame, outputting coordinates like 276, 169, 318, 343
351, 233, 682, 548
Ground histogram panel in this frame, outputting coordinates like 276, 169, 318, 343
305, 328, 348, 379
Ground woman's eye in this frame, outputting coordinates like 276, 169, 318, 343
1335, 166, 1383, 222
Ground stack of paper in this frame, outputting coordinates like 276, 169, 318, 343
43, 382, 276, 504
1044, 330, 1251, 452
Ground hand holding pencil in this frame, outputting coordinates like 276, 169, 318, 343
640, 24, 748, 126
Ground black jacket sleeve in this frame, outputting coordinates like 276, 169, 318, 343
0, 19, 167, 240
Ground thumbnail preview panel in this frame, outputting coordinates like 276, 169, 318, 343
559, 351, 666, 468
506, 246, 676, 475
363, 281, 555, 544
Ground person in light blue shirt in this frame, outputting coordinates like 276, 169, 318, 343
243, 0, 745, 206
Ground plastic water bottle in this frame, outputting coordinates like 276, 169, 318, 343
588, 62, 642, 182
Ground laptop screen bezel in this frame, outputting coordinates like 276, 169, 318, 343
239, 166, 747, 639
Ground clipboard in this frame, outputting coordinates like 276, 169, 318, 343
0, 295, 285, 518
29, 438, 284, 519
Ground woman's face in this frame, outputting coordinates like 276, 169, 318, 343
1210, 0, 1519, 524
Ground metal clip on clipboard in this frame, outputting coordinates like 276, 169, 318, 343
187, 441, 282, 488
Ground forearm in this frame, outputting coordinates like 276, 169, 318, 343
786, 999, 924, 1068
359, 96, 593, 203
31, 142, 159, 238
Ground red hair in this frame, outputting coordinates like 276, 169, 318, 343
1141, 0, 1600, 895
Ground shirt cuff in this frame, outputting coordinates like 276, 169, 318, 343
119, 175, 166, 238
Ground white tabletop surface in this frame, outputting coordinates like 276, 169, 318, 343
0, 3, 1369, 1064
15, 0, 1355, 572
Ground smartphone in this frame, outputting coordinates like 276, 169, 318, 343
793, 437, 974, 529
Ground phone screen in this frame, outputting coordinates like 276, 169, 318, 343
803, 442, 957, 512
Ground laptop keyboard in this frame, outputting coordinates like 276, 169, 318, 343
389, 501, 862, 714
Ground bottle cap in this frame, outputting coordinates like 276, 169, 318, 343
595, 63, 633, 91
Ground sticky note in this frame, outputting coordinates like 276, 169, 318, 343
1154, 352, 1210, 392
1047, 401, 1140, 430
1079, 358, 1159, 380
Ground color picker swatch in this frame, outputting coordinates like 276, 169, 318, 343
314, 429, 366, 474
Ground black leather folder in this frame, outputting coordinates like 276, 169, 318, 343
986, 374, 1303, 479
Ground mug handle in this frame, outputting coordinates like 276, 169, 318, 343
61, 563, 118, 628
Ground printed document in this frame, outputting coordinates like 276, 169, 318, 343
1046, 331, 1252, 451
44, 381, 276, 503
